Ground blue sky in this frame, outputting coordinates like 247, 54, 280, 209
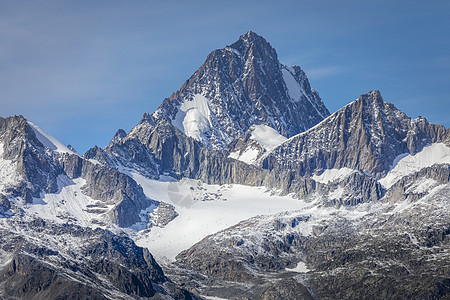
1, 1, 449, 153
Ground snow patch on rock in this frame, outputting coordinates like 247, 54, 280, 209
172, 94, 215, 142
286, 261, 310, 273
380, 143, 450, 188
24, 175, 113, 227
228, 125, 287, 165
251, 125, 287, 150
0, 142, 21, 193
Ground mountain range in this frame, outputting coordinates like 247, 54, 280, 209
0, 31, 449, 300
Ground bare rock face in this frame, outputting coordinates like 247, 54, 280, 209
263, 90, 450, 178
316, 171, 385, 207
152, 31, 329, 150
261, 279, 314, 300
0, 219, 194, 300
0, 115, 61, 202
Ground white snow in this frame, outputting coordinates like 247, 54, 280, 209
127, 172, 308, 262
251, 124, 287, 150
228, 146, 260, 165
24, 175, 113, 227
379, 143, 450, 189
282, 68, 303, 102
406, 178, 439, 194
202, 296, 228, 300
328, 186, 345, 199
285, 261, 310, 273
228, 125, 287, 165
225, 46, 241, 57
0, 142, 21, 193
312, 168, 356, 184
28, 122, 75, 154
172, 94, 214, 142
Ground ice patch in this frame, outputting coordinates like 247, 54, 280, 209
312, 167, 356, 184
172, 94, 214, 142
379, 143, 450, 189
286, 261, 310, 273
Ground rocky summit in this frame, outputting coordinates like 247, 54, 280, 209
1, 32, 449, 299
152, 31, 329, 150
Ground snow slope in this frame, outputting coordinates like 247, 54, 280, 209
24, 175, 113, 227
0, 142, 21, 193
251, 125, 288, 150
128, 172, 309, 262
379, 143, 450, 188
28, 122, 75, 154
282, 67, 304, 103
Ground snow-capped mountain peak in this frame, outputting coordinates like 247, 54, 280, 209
152, 31, 329, 150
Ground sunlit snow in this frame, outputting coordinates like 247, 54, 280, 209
379, 143, 450, 188
228, 124, 287, 165
172, 94, 214, 142
128, 172, 309, 262
28, 122, 75, 154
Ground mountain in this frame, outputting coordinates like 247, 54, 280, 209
1, 32, 450, 300
0, 115, 158, 228
152, 31, 329, 150
263, 90, 450, 178
0, 115, 195, 299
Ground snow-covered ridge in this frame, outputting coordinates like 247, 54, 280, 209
379, 143, 450, 189
28, 122, 75, 154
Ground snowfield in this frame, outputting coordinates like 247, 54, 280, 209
172, 94, 218, 143
128, 172, 310, 262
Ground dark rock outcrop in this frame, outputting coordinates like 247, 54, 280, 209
0, 219, 194, 300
